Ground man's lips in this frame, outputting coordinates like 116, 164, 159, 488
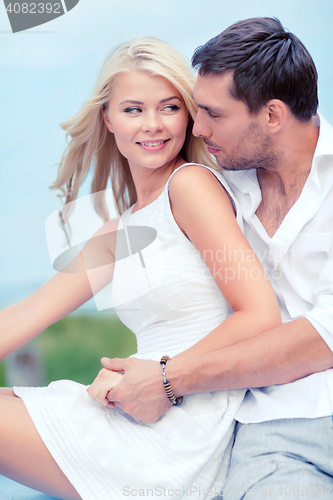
204, 140, 221, 154
207, 146, 221, 154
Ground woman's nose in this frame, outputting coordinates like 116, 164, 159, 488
142, 111, 163, 133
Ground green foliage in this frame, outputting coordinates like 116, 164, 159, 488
0, 361, 5, 387
0, 313, 136, 386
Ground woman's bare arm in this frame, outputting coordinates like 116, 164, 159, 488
0, 216, 120, 360
168, 165, 282, 355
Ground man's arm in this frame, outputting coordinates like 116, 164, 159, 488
104, 317, 333, 423
172, 318, 333, 393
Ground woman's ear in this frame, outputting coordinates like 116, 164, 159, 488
101, 106, 114, 133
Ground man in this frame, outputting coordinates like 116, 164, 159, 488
102, 17, 333, 496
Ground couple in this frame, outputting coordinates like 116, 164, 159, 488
1, 16, 333, 500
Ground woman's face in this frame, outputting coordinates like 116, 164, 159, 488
103, 71, 189, 173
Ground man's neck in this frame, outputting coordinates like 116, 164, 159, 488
255, 118, 319, 237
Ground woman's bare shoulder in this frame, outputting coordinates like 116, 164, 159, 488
169, 164, 231, 209
94, 215, 121, 237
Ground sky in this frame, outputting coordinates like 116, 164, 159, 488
0, 0, 332, 308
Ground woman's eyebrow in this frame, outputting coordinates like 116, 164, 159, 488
119, 100, 144, 105
159, 96, 182, 104
119, 96, 182, 106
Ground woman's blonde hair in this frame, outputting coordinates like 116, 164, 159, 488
51, 37, 217, 219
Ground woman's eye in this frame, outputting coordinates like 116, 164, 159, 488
123, 107, 142, 114
163, 105, 181, 112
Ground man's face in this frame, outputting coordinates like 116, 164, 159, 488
192, 72, 279, 171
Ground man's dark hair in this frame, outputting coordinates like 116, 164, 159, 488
192, 17, 318, 120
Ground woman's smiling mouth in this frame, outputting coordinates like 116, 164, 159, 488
137, 139, 170, 151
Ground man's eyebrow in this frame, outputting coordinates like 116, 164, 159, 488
192, 94, 220, 113
197, 103, 222, 114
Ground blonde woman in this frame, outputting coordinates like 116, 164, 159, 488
0, 38, 281, 500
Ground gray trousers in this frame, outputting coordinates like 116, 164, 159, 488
221, 417, 333, 500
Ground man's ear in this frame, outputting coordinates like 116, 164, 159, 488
263, 99, 288, 134
101, 106, 114, 133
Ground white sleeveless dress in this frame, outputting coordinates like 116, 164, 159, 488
14, 164, 245, 500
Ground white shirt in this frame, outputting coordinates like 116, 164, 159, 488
222, 114, 333, 422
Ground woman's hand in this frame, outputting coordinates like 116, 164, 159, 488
87, 367, 124, 407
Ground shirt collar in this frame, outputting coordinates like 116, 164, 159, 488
311, 114, 333, 192
313, 113, 333, 157
225, 168, 259, 195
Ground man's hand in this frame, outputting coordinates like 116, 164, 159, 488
87, 368, 123, 407
100, 357, 171, 423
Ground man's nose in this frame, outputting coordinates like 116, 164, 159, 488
193, 109, 210, 138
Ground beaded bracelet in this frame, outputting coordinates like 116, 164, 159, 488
160, 355, 183, 406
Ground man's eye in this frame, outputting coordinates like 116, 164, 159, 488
123, 107, 142, 114
208, 111, 219, 119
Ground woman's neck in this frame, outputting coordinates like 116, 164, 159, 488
131, 155, 185, 212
